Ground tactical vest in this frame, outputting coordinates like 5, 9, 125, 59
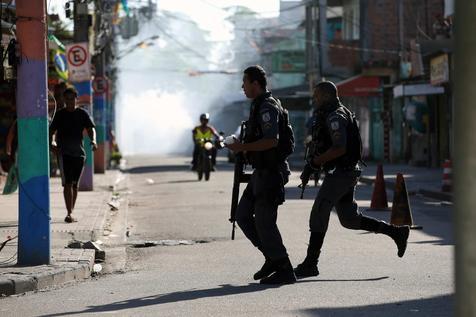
245, 93, 283, 169
312, 103, 361, 171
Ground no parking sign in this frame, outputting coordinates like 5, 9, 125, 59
66, 42, 91, 82
93, 76, 108, 95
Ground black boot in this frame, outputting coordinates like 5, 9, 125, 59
260, 257, 296, 285
294, 232, 324, 279
254, 256, 275, 280
360, 216, 410, 258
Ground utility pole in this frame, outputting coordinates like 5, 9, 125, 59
454, 2, 476, 316
93, 52, 107, 173
15, 0, 51, 265
93, 8, 107, 173
305, 2, 314, 92
318, 0, 328, 78
305, 1, 321, 92
74, 0, 94, 190
398, 0, 404, 63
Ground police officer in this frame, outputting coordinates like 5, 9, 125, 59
294, 81, 410, 278
192, 113, 219, 170
227, 65, 296, 285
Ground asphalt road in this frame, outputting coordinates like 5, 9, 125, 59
0, 156, 454, 316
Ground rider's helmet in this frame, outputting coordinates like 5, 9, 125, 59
200, 113, 210, 122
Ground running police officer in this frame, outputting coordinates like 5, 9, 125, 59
294, 81, 410, 278
227, 65, 296, 285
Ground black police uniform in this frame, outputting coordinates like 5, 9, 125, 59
294, 100, 410, 278
235, 91, 295, 284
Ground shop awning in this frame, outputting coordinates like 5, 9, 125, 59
393, 83, 445, 98
336, 75, 381, 97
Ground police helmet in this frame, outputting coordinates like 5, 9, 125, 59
200, 113, 210, 121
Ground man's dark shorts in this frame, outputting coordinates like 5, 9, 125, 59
58, 155, 85, 187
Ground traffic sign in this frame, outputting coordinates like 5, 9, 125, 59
93, 76, 108, 95
66, 42, 91, 82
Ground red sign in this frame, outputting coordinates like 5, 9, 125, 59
93, 76, 108, 95
67, 45, 87, 67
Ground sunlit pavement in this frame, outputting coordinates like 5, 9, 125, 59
0, 155, 453, 317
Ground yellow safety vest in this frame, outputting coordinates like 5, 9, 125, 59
194, 127, 214, 145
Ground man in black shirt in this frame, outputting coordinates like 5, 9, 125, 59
50, 87, 97, 223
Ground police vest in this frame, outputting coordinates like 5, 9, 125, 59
313, 103, 362, 171
245, 94, 286, 169
194, 127, 214, 145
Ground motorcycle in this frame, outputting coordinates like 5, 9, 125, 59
196, 136, 224, 181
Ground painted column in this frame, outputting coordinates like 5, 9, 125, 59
93, 53, 107, 173
106, 77, 113, 165
75, 81, 94, 190
16, 0, 51, 265
74, 1, 93, 191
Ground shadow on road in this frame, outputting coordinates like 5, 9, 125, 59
296, 294, 453, 317
127, 165, 190, 174
126, 162, 234, 175
39, 283, 279, 316
40, 277, 392, 317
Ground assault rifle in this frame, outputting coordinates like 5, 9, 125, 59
229, 121, 252, 240
298, 137, 321, 199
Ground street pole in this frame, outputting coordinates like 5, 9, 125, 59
74, 0, 94, 190
305, 2, 313, 92
92, 6, 107, 174
398, 0, 404, 62
93, 51, 107, 173
318, 0, 327, 78
15, 0, 51, 265
454, 2, 476, 316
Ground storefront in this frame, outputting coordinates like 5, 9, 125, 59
392, 83, 447, 167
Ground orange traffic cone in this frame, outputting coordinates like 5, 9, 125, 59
441, 159, 452, 192
367, 164, 390, 211
390, 173, 422, 230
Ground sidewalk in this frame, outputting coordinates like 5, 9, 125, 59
0, 170, 121, 296
359, 163, 452, 202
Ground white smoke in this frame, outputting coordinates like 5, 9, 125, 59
116, 9, 261, 156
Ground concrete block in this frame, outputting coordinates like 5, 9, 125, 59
12, 276, 37, 294
0, 279, 14, 296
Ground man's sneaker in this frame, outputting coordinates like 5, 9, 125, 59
393, 225, 410, 257
294, 261, 319, 279
260, 267, 296, 285
253, 259, 276, 280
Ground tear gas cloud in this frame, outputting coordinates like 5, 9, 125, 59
116, 12, 257, 156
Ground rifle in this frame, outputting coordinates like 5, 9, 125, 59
298, 136, 321, 199
229, 121, 251, 240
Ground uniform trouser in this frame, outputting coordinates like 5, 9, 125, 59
236, 169, 288, 261
310, 171, 362, 234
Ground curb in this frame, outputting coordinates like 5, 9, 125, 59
359, 176, 452, 202
0, 249, 95, 296
418, 189, 453, 202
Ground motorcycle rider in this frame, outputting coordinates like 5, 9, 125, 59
192, 113, 220, 171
